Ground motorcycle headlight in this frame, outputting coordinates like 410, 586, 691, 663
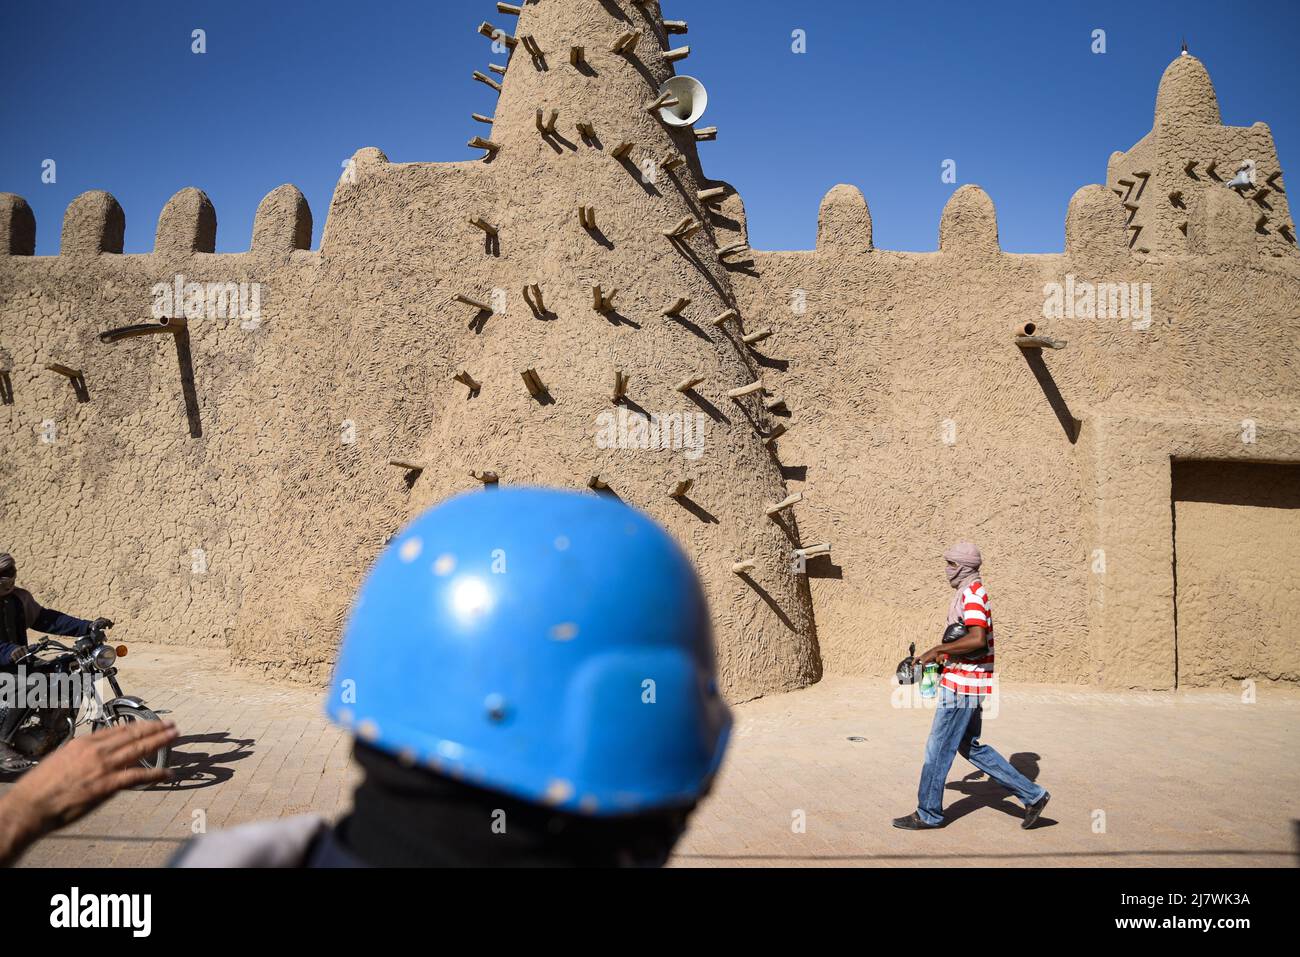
93, 644, 118, 670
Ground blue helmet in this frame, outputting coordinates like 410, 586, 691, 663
326, 487, 731, 816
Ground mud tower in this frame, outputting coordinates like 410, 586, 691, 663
406, 0, 823, 695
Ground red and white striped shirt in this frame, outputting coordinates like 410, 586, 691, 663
941, 580, 996, 696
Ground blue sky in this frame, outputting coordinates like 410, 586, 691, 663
2, 0, 1297, 255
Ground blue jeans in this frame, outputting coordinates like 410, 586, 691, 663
916, 687, 1046, 825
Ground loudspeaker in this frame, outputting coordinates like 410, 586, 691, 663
656, 76, 708, 128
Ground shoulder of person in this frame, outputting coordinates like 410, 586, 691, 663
169, 813, 328, 868
15, 588, 41, 619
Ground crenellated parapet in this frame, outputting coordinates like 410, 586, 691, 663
0, 183, 316, 261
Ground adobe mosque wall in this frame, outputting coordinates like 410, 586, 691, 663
1, 3, 1296, 697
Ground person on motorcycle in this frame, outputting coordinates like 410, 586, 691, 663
171, 487, 732, 867
0, 552, 113, 772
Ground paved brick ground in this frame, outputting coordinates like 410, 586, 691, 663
4, 644, 1297, 867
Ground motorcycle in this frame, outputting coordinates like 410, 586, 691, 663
0, 622, 170, 777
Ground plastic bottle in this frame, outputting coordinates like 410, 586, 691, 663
920, 662, 940, 698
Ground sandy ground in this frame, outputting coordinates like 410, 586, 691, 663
4, 643, 1296, 867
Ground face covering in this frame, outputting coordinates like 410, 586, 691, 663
942, 542, 982, 625
0, 553, 15, 597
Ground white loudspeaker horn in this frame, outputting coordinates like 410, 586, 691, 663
657, 76, 708, 127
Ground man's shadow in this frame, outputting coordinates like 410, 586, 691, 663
941, 752, 1057, 827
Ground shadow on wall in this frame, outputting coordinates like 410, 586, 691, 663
1019, 350, 1080, 444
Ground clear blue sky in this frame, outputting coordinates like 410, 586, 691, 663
2, 0, 1297, 255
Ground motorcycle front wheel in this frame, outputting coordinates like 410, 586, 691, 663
94, 707, 171, 784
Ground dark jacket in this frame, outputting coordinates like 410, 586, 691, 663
0, 588, 94, 664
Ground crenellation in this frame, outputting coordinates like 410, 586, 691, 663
60, 190, 125, 257
938, 184, 1000, 257
1064, 185, 1129, 261
0, 193, 36, 255
251, 185, 312, 255
816, 184, 873, 254
154, 187, 217, 256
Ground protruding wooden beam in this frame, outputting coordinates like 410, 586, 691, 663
521, 368, 546, 399
794, 543, 831, 560
454, 293, 492, 311
389, 459, 425, 472
697, 186, 727, 203
645, 91, 680, 113
664, 19, 688, 34
523, 283, 545, 313
45, 362, 83, 380
469, 216, 499, 236
472, 113, 494, 124
717, 242, 750, 259
675, 375, 705, 393
519, 35, 544, 59
611, 30, 642, 54
576, 119, 596, 138
473, 71, 503, 93
454, 370, 482, 393
611, 140, 634, 160
711, 309, 738, 328
765, 492, 803, 518
695, 127, 718, 141
662, 153, 685, 172
611, 369, 630, 403
764, 423, 788, 446
497, 2, 523, 15
578, 205, 597, 229
669, 479, 695, 499
732, 559, 756, 575
743, 328, 773, 345
664, 46, 690, 63
468, 136, 501, 154
591, 285, 617, 313
488, 63, 507, 76
570, 46, 585, 66
477, 22, 517, 47
588, 475, 610, 491
727, 380, 765, 399
663, 216, 702, 239
765, 396, 788, 414
470, 470, 500, 485
536, 108, 559, 133
663, 297, 691, 318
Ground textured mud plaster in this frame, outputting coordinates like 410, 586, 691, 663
1172, 461, 1300, 687
0, 8, 1296, 696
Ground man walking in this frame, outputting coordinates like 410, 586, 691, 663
893, 542, 1050, 830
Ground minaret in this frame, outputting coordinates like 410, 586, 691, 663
410, 0, 821, 699
1107, 47, 1295, 257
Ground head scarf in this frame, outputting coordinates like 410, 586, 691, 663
0, 553, 15, 597
943, 542, 982, 625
